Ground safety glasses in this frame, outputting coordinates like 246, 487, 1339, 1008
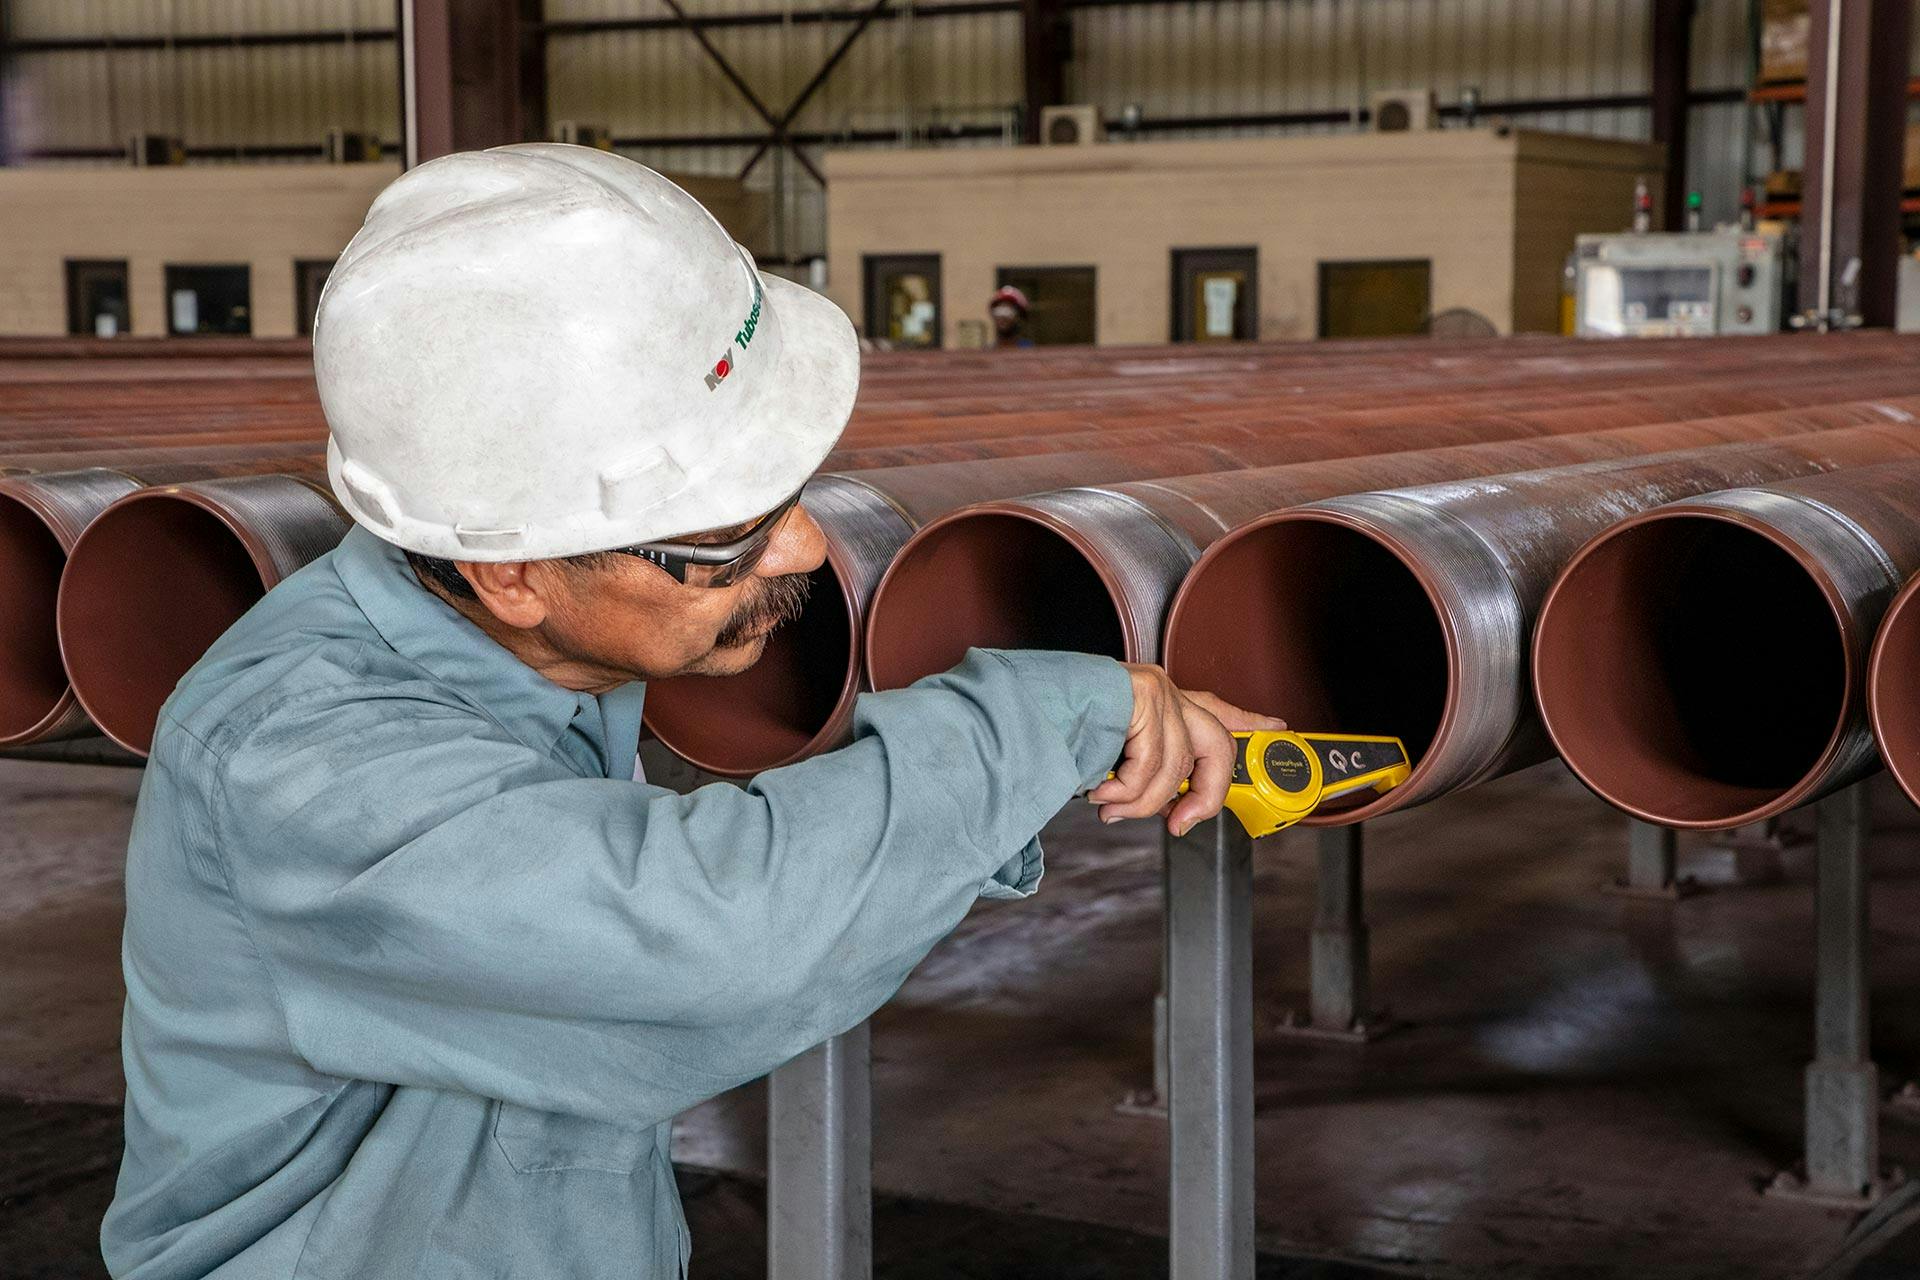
609, 489, 803, 588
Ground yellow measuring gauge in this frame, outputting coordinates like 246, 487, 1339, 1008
1111, 731, 1412, 838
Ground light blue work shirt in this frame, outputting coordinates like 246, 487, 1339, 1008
102, 525, 1132, 1278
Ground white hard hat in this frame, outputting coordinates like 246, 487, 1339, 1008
313, 143, 859, 561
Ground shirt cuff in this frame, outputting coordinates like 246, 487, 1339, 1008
977, 648, 1133, 792
980, 836, 1045, 900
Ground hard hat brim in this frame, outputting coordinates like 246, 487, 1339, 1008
700, 271, 861, 539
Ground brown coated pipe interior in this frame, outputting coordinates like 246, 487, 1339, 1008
1162, 518, 1449, 814
1871, 581, 1920, 808
1535, 516, 1846, 827
0, 499, 74, 741
58, 494, 269, 755
639, 558, 858, 777
863, 512, 1128, 692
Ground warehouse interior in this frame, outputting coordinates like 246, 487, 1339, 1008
13, 2, 1920, 1279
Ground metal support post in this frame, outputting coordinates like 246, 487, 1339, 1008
1167, 816, 1255, 1280
1767, 784, 1903, 1207
1120, 841, 1174, 1116
1604, 819, 1698, 899
769, 1022, 873, 1280
1277, 824, 1395, 1041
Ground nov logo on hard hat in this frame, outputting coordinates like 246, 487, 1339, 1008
704, 281, 765, 392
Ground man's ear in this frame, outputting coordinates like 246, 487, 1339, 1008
457, 560, 552, 630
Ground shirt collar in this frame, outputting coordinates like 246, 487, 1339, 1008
331, 526, 640, 765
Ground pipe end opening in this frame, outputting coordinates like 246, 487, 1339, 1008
0, 499, 74, 742
866, 511, 1127, 691
1536, 516, 1846, 828
59, 495, 267, 755
1166, 517, 1449, 799
642, 561, 857, 777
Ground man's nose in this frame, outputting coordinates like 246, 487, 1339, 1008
757, 503, 828, 578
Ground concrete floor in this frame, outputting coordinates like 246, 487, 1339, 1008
7, 756, 1920, 1276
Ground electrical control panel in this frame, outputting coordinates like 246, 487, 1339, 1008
1575, 230, 1785, 338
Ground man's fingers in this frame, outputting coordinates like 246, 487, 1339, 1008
1184, 689, 1286, 733
1089, 734, 1165, 805
1168, 737, 1233, 835
1100, 716, 1193, 821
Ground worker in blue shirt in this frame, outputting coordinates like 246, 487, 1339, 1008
101, 144, 1274, 1278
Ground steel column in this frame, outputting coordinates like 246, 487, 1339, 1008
518, 0, 547, 145
1278, 825, 1392, 1040
1020, 0, 1069, 143
1650, 0, 1693, 230
1767, 783, 1900, 1206
1166, 815, 1254, 1280
1605, 820, 1697, 898
1798, 0, 1914, 328
768, 1023, 873, 1280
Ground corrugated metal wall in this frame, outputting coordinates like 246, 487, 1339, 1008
4, 1, 1913, 254
7, 1, 397, 163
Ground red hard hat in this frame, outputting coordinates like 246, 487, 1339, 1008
989, 285, 1031, 314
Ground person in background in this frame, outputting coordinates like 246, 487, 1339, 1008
990, 284, 1034, 347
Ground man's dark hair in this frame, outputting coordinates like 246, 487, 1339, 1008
406, 549, 614, 602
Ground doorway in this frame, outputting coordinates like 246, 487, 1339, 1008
862, 254, 942, 349
65, 260, 131, 337
994, 266, 1098, 345
1317, 259, 1432, 339
295, 260, 335, 337
164, 264, 252, 336
1172, 248, 1257, 342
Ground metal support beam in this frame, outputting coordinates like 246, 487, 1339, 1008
768, 1023, 873, 1280
400, 0, 545, 168
1020, 0, 1069, 144
1797, 0, 1914, 329
1277, 825, 1393, 1042
1767, 784, 1902, 1207
1166, 816, 1254, 1280
1649, 0, 1693, 229
518, 0, 547, 145
0, 0, 14, 166
735, 0, 889, 184
1605, 819, 1698, 899
1118, 843, 1173, 1116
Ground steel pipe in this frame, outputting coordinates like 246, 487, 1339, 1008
863, 399, 1920, 689
0, 456, 331, 748
57, 476, 349, 756
1535, 459, 1920, 828
0, 469, 146, 745
1158, 424, 1920, 826
1869, 573, 1920, 810
655, 398, 1920, 775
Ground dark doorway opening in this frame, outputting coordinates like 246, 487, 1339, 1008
1172, 247, 1257, 342
862, 254, 942, 349
164, 264, 252, 336
1318, 259, 1432, 339
65, 260, 131, 337
295, 260, 335, 337
994, 266, 1098, 346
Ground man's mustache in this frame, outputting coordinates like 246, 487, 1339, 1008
715, 572, 812, 648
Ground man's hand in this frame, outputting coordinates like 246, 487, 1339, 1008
1088, 664, 1287, 836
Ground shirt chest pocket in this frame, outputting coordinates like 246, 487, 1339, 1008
492, 1101, 651, 1175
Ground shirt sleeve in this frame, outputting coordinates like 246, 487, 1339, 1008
210, 647, 1130, 1129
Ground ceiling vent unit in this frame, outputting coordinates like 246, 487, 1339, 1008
1369, 89, 1438, 132
1040, 104, 1104, 146
554, 122, 615, 151
127, 134, 187, 167
325, 128, 381, 164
